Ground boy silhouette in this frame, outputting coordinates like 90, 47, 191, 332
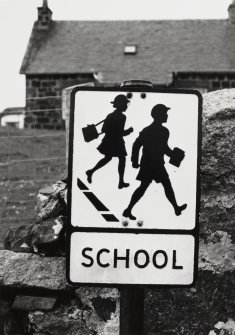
123, 104, 187, 220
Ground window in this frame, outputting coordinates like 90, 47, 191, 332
124, 45, 137, 55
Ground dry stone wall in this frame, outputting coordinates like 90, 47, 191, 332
0, 250, 119, 335
0, 88, 234, 335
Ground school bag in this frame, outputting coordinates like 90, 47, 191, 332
82, 119, 105, 142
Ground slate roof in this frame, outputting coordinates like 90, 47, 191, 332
20, 20, 235, 84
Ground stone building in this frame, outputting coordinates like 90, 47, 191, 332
20, 0, 235, 129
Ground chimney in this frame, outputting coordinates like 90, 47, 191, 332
228, 0, 235, 24
36, 0, 52, 30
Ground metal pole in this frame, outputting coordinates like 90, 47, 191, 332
119, 80, 152, 335
119, 287, 145, 335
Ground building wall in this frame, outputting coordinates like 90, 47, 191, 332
24, 72, 235, 129
25, 74, 94, 130
173, 72, 235, 92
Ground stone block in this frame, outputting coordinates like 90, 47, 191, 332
28, 290, 120, 335
75, 287, 120, 335
28, 307, 92, 335
37, 117, 50, 123
0, 299, 12, 335
43, 124, 55, 130
202, 88, 235, 116
0, 250, 68, 290
4, 216, 66, 256
31, 217, 66, 255
32, 81, 41, 88
36, 193, 64, 219
0, 298, 11, 317
12, 295, 57, 311
3, 315, 25, 335
4, 224, 34, 253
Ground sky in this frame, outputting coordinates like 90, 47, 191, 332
0, 0, 232, 112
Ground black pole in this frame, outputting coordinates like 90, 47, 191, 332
119, 80, 151, 335
119, 287, 145, 335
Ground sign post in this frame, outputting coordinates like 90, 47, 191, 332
120, 286, 145, 335
67, 82, 202, 334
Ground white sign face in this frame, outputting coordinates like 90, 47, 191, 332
69, 232, 195, 286
67, 87, 201, 286
70, 90, 200, 230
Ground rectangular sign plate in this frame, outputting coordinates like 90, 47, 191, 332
67, 87, 202, 287
69, 232, 195, 286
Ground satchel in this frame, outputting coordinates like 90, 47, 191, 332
82, 119, 105, 142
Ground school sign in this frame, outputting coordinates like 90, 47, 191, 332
67, 87, 202, 287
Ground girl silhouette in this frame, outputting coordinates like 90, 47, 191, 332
86, 94, 133, 189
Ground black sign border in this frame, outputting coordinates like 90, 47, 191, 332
66, 86, 202, 288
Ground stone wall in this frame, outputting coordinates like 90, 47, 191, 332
0, 251, 119, 335
25, 74, 94, 130
24, 72, 235, 130
174, 72, 235, 92
0, 88, 234, 335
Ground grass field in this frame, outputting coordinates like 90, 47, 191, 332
0, 126, 66, 248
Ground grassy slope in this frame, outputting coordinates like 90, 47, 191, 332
0, 127, 66, 248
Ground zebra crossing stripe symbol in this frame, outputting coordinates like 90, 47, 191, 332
77, 178, 119, 222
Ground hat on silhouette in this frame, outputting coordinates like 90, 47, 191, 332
111, 94, 130, 108
151, 104, 171, 119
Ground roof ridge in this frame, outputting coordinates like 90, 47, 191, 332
52, 18, 228, 23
